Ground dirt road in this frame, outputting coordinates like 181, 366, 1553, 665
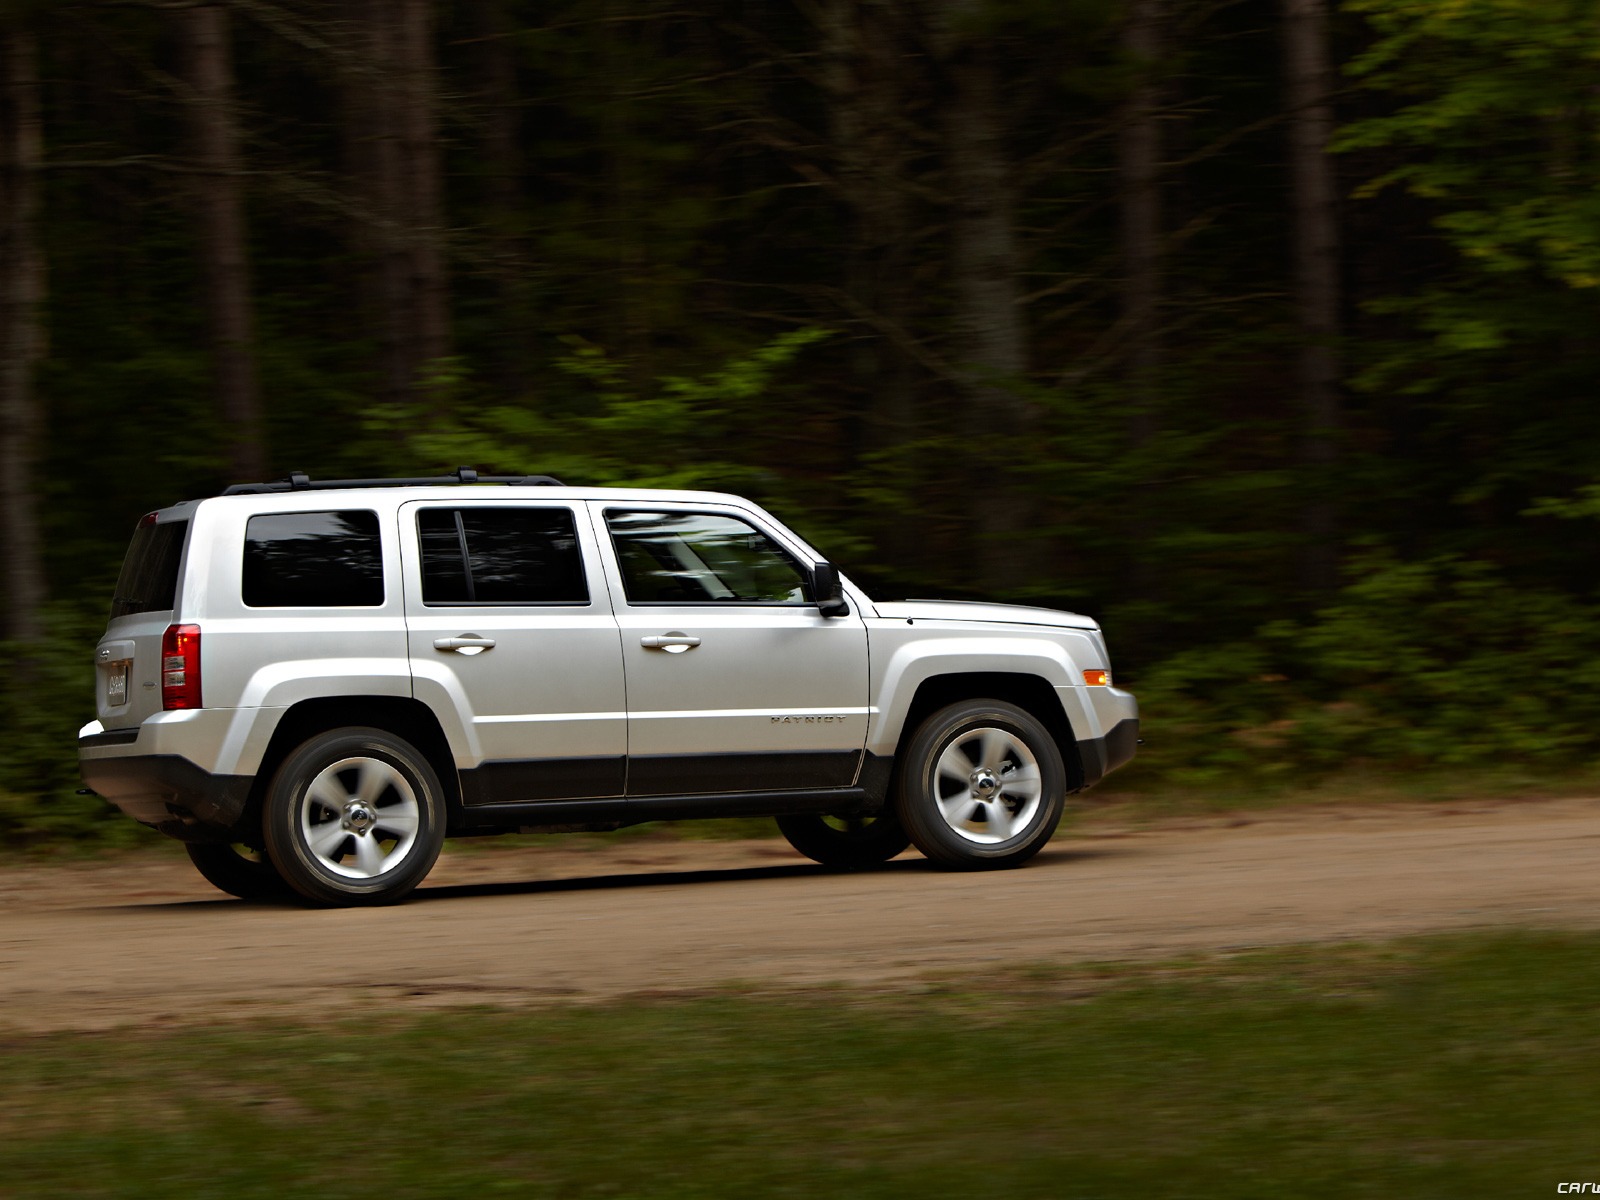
3, 797, 1598, 1033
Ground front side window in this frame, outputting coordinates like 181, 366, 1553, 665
605, 510, 811, 604
242, 510, 384, 608
417, 507, 588, 605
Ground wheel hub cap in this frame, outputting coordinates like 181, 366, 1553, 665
343, 801, 376, 834
933, 726, 1046, 846
300, 756, 422, 880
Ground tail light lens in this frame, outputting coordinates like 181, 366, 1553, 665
161, 623, 202, 709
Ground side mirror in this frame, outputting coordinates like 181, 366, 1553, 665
811, 561, 849, 617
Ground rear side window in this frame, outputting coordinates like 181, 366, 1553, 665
110, 518, 189, 619
417, 507, 588, 605
243, 510, 384, 608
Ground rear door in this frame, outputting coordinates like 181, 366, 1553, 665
594, 504, 869, 796
400, 500, 627, 804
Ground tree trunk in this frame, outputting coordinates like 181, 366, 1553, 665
396, 0, 449, 378
472, 0, 520, 223
1118, 0, 1166, 616
1284, 0, 1341, 593
184, 3, 265, 483
934, 0, 1036, 592
820, 0, 919, 568
1120, 0, 1163, 446
596, 0, 649, 376
345, 0, 450, 405
0, 27, 47, 645
470, 0, 529, 396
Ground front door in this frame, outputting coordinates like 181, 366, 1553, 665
594, 504, 869, 796
400, 500, 627, 804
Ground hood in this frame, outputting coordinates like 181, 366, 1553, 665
872, 599, 1099, 631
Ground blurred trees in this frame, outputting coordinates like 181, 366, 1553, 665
934, 0, 1038, 591
344, 0, 452, 401
183, 2, 264, 480
0, 15, 44, 647
1283, 0, 1342, 593
1337, 0, 1600, 558
1118, 0, 1163, 452
4, 0, 1600, 839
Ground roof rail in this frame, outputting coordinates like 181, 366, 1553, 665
220, 466, 565, 496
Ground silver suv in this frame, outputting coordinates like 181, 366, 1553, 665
79, 471, 1138, 906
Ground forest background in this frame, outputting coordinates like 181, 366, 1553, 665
2, 0, 1598, 844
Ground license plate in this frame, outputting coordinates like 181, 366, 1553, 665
107, 663, 128, 706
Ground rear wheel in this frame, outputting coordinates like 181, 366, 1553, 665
775, 810, 911, 869
262, 727, 446, 907
185, 841, 291, 901
895, 699, 1066, 870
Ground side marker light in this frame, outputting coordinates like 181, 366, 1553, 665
1083, 669, 1110, 687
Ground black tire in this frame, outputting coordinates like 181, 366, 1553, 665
895, 699, 1067, 870
185, 841, 293, 901
262, 727, 446, 907
775, 810, 911, 870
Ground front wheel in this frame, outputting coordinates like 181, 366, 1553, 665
895, 699, 1067, 870
262, 727, 447, 907
775, 810, 911, 869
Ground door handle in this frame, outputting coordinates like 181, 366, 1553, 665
641, 633, 701, 652
434, 635, 497, 653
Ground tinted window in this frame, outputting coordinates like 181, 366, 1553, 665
605, 511, 810, 604
243, 510, 384, 608
417, 507, 587, 605
111, 518, 189, 619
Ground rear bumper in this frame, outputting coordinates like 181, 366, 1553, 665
1075, 718, 1139, 789
79, 722, 252, 838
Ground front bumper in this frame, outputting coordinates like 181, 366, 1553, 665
1061, 683, 1139, 789
1075, 718, 1139, 788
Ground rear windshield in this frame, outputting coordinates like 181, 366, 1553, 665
110, 518, 189, 620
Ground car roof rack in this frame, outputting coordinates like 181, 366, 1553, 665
220, 467, 565, 496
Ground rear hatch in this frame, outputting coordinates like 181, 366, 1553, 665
96, 512, 191, 730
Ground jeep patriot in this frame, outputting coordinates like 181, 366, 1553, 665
78, 470, 1139, 905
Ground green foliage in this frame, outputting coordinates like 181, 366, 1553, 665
1336, 0, 1600, 527
369, 329, 828, 491
0, 605, 154, 848
1339, 0, 1600, 289
1527, 481, 1600, 522
1138, 551, 1600, 785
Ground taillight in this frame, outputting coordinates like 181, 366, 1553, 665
161, 623, 202, 710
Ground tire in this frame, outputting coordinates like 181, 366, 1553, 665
895, 699, 1067, 870
262, 727, 447, 907
185, 841, 293, 901
775, 810, 911, 870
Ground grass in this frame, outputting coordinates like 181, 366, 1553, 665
2, 931, 1598, 1198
